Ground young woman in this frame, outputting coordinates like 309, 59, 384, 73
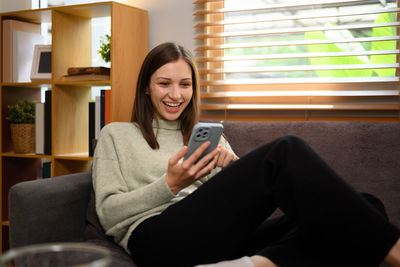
92, 42, 400, 267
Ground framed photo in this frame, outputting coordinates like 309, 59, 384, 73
30, 44, 51, 81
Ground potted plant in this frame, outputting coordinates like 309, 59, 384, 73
6, 100, 35, 153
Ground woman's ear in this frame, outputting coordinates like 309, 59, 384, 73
145, 87, 150, 95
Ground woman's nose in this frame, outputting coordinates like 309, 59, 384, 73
169, 85, 181, 99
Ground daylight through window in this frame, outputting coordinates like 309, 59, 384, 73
194, 0, 400, 121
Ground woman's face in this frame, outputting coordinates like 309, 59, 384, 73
148, 58, 193, 121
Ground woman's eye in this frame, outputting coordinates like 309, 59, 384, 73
181, 83, 191, 87
159, 82, 169, 86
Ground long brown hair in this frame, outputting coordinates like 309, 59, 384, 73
132, 42, 200, 149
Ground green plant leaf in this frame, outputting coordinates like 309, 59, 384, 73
371, 12, 397, 77
6, 100, 35, 124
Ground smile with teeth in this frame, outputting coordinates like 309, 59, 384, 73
163, 102, 182, 108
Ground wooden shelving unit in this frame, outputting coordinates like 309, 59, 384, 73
0, 1, 148, 252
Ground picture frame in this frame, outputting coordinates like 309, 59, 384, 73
30, 44, 51, 81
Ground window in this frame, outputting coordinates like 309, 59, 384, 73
194, 0, 400, 121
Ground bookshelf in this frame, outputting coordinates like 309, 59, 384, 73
0, 2, 148, 252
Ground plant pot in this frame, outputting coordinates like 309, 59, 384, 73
10, 123, 35, 153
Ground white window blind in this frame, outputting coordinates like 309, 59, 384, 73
193, 0, 400, 121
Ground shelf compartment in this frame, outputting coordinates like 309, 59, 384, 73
52, 10, 92, 81
2, 225, 9, 252
2, 157, 42, 222
53, 84, 91, 155
53, 158, 92, 177
1, 87, 41, 153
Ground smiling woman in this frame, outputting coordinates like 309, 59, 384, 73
132, 42, 201, 149
92, 42, 400, 267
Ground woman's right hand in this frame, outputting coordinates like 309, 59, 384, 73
165, 141, 220, 195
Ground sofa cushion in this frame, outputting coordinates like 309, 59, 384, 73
84, 189, 112, 242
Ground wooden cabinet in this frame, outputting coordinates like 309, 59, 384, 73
0, 2, 148, 251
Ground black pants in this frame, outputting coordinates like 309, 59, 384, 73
128, 136, 400, 267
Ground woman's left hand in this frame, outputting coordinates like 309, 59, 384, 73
214, 145, 239, 168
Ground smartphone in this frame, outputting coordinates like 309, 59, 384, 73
184, 122, 224, 162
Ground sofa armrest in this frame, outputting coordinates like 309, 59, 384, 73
8, 172, 92, 248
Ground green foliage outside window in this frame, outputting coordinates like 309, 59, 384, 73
305, 12, 396, 78
224, 12, 397, 79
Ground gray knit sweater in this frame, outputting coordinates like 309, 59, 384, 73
92, 120, 233, 253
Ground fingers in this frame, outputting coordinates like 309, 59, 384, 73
184, 141, 211, 165
194, 148, 220, 179
186, 144, 220, 179
215, 146, 236, 168
169, 146, 188, 165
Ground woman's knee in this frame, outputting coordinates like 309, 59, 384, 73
272, 135, 309, 150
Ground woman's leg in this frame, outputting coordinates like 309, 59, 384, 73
385, 239, 400, 267
128, 136, 400, 267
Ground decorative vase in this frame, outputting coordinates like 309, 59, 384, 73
10, 124, 35, 153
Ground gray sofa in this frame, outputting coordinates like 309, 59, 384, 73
8, 121, 400, 266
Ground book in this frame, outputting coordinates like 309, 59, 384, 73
44, 90, 52, 155
36, 159, 51, 179
89, 102, 95, 157
100, 89, 111, 129
13, 31, 45, 82
35, 102, 45, 154
2, 19, 41, 83
105, 89, 111, 125
61, 74, 110, 82
42, 161, 51, 178
100, 90, 105, 129
95, 96, 101, 140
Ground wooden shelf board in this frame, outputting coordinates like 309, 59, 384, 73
2, 222, 9, 227
54, 153, 92, 161
1, 9, 52, 24
1, 82, 51, 88
1, 153, 52, 159
54, 80, 111, 86
53, 2, 112, 18
0, 2, 114, 21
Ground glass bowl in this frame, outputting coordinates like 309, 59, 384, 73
0, 242, 111, 267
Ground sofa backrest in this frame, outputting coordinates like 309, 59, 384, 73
222, 121, 400, 229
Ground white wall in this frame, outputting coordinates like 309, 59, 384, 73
0, 0, 38, 12
0, 0, 197, 53
131, 0, 196, 53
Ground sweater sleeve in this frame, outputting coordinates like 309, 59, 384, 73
92, 126, 176, 232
